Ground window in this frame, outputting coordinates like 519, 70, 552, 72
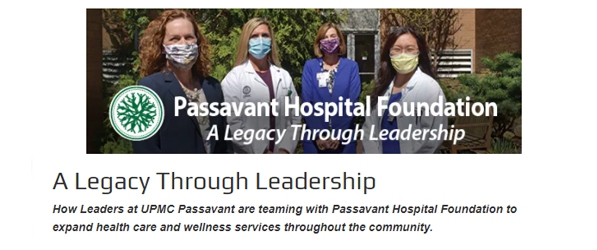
354, 34, 375, 84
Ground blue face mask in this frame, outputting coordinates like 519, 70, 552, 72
248, 37, 271, 60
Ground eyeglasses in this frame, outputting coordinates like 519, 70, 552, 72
390, 47, 419, 56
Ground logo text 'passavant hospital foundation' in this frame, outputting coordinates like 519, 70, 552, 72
109, 86, 164, 141
108, 85, 496, 146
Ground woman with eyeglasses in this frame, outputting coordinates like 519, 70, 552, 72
221, 18, 302, 154
301, 23, 361, 154
362, 26, 448, 154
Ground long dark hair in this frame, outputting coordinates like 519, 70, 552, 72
371, 26, 436, 106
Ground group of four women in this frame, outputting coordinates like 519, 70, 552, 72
132, 10, 447, 154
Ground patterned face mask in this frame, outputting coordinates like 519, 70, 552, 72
163, 43, 199, 70
320, 38, 340, 54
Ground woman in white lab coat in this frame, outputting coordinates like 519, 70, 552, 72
221, 17, 302, 154
362, 26, 448, 154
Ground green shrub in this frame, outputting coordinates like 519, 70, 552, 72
353, 79, 375, 126
488, 138, 520, 154
453, 52, 522, 138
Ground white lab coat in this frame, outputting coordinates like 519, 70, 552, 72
362, 67, 448, 154
221, 60, 302, 154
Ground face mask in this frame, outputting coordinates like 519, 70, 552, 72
163, 43, 199, 70
390, 53, 419, 74
248, 37, 272, 60
320, 38, 340, 54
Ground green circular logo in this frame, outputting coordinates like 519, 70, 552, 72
109, 85, 164, 141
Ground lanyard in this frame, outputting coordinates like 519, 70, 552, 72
319, 58, 340, 129
319, 58, 338, 96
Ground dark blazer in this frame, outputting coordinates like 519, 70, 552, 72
132, 71, 232, 154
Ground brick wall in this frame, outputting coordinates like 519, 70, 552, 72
454, 9, 476, 50
87, 9, 103, 153
454, 9, 476, 72
475, 9, 522, 72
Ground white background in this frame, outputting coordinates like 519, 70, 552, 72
2, 1, 597, 249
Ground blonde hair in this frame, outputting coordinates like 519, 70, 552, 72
234, 17, 281, 67
313, 23, 346, 58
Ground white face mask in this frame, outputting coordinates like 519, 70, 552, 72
390, 53, 419, 74
163, 43, 199, 70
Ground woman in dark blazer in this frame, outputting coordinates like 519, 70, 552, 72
133, 9, 231, 154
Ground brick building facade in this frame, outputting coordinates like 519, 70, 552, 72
453, 9, 522, 72
474, 9, 522, 72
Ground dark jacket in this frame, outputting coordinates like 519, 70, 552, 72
132, 71, 232, 154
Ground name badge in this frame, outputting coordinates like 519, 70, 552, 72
316, 72, 329, 88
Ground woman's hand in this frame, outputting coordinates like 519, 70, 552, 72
327, 139, 340, 150
316, 138, 328, 150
